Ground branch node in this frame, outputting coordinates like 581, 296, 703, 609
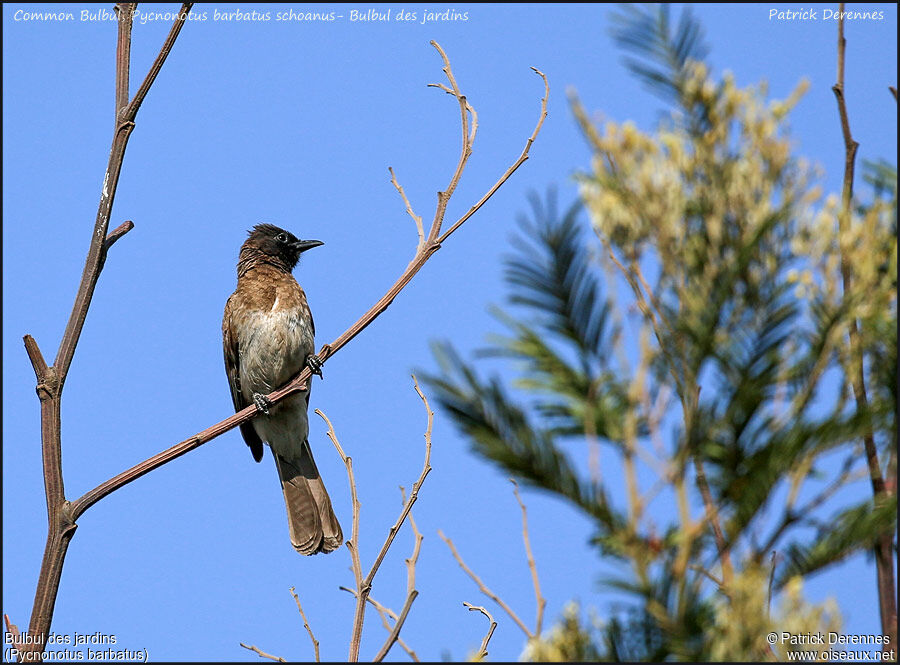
104, 220, 135, 252
23, 335, 51, 386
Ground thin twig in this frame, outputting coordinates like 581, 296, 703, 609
319, 376, 434, 662
389, 167, 425, 255
239, 643, 286, 662
400, 486, 425, 600
122, 3, 193, 121
510, 480, 546, 636
4, 614, 22, 644
692, 453, 733, 585
316, 408, 364, 656
438, 529, 533, 638
338, 587, 420, 661
437, 66, 549, 245
373, 590, 419, 662
463, 603, 497, 662
689, 564, 724, 591
289, 587, 320, 663
426, 41, 472, 243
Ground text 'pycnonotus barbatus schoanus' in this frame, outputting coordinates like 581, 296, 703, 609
223, 223, 342, 554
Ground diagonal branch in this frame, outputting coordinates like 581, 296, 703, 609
437, 66, 549, 245
338, 587, 420, 661
55, 3, 192, 384
371, 485, 425, 662
289, 587, 320, 663
372, 590, 419, 662
122, 3, 193, 122
389, 167, 425, 256
438, 529, 533, 638
510, 479, 546, 636
239, 643, 286, 662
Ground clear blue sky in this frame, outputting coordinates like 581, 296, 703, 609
3, 3, 897, 662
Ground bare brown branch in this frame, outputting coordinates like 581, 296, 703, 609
438, 529, 533, 638
437, 67, 549, 245
22, 336, 50, 387
372, 590, 419, 662
319, 376, 433, 661
371, 486, 425, 662
239, 643, 286, 662
426, 41, 472, 243
122, 3, 193, 122
338, 587, 420, 661
289, 587, 320, 663
463, 602, 498, 662
114, 4, 134, 118
389, 167, 425, 255
103, 220, 134, 253
510, 480, 546, 636
316, 408, 365, 657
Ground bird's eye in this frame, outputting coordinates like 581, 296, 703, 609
276, 233, 287, 243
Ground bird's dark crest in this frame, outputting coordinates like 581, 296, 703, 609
248, 223, 293, 239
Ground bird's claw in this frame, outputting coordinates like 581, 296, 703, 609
306, 354, 324, 380
253, 393, 272, 415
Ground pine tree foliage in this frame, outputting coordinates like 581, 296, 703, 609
609, 3, 709, 104
425, 4, 896, 660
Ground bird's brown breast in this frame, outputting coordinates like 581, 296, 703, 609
228, 266, 315, 399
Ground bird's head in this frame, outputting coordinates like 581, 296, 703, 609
238, 223, 323, 274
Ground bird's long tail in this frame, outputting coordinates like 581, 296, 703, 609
274, 441, 343, 555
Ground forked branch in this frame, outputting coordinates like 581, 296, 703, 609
319, 375, 434, 662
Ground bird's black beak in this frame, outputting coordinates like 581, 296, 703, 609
292, 239, 324, 253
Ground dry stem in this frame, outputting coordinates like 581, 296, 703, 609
289, 587, 320, 662
239, 643, 286, 662
510, 480, 546, 636
438, 529, 533, 638
318, 375, 433, 662
339, 587, 420, 661
463, 602, 497, 661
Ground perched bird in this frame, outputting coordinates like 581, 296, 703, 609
222, 223, 342, 555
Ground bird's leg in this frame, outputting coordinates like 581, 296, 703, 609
306, 353, 324, 379
253, 392, 272, 415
